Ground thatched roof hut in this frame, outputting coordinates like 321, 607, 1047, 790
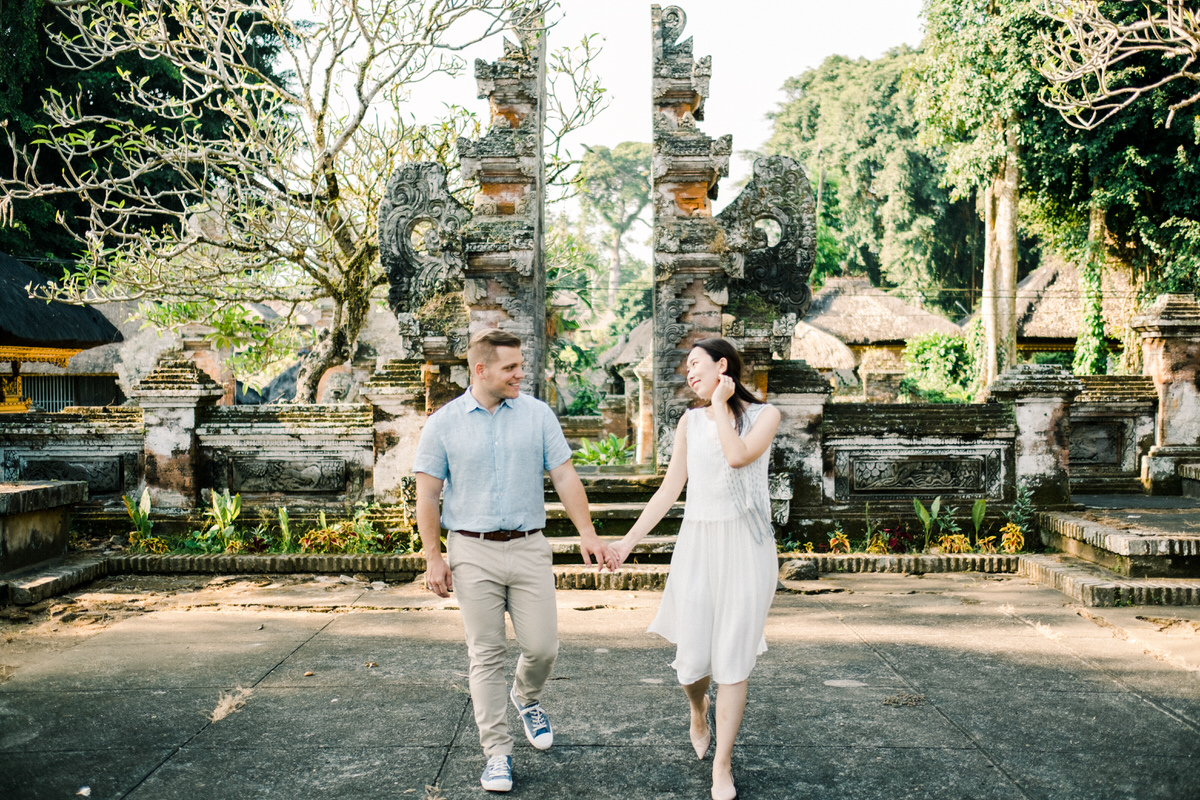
1012, 255, 1137, 351
801, 277, 961, 349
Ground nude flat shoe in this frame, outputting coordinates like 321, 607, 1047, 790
690, 696, 711, 760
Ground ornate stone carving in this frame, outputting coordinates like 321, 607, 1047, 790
21, 458, 122, 493
378, 162, 471, 315
716, 155, 817, 319
231, 458, 347, 493
833, 446, 1005, 501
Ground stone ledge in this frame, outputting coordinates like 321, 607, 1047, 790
1039, 511, 1200, 557
9, 550, 1198, 607
785, 553, 1021, 574
1, 556, 109, 605
0, 481, 88, 515
1019, 554, 1200, 607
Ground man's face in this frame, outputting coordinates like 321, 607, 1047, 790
476, 345, 524, 403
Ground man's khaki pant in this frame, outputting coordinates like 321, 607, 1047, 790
447, 530, 559, 757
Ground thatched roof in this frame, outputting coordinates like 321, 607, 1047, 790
1013, 255, 1137, 340
600, 318, 652, 368
802, 277, 961, 345
0, 252, 122, 349
790, 320, 857, 368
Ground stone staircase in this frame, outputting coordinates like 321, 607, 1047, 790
543, 470, 681, 564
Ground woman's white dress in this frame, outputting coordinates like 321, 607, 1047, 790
648, 404, 778, 685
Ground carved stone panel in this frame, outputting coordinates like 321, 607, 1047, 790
833, 446, 1005, 502
1070, 422, 1123, 466
230, 459, 347, 494
21, 458, 122, 494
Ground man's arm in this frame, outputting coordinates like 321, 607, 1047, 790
548, 459, 611, 567
416, 472, 452, 597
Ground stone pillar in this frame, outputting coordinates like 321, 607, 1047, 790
378, 8, 548, 402
634, 354, 655, 465
766, 361, 831, 536
130, 359, 224, 510
1131, 294, 1200, 493
650, 5, 731, 468
458, 15, 548, 397
988, 364, 1083, 507
360, 360, 427, 505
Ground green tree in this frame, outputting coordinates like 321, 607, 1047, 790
0, 0, 604, 401
761, 49, 982, 314
1030, 0, 1200, 303
912, 0, 1045, 386
577, 141, 652, 312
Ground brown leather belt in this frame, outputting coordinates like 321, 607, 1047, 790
453, 529, 539, 542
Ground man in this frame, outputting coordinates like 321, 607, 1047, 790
414, 328, 611, 793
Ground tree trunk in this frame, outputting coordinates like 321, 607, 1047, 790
291, 287, 370, 403
608, 231, 622, 311
981, 122, 1021, 391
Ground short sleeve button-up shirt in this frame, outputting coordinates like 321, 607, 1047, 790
413, 387, 572, 532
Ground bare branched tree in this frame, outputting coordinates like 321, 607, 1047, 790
0, 0, 604, 400
1038, 0, 1200, 129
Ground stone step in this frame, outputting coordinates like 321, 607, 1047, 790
543, 501, 683, 539
1019, 553, 1200, 607
1037, 510, 1200, 577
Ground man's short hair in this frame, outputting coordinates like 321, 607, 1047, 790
467, 328, 522, 368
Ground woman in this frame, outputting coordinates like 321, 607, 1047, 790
607, 337, 781, 800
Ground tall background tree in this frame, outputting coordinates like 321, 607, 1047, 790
577, 141, 652, 313
912, 0, 1049, 386
0, 0, 604, 400
761, 47, 982, 316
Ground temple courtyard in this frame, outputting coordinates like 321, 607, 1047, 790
2, 570, 1198, 799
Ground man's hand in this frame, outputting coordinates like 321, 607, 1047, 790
424, 553, 453, 598
579, 529, 614, 569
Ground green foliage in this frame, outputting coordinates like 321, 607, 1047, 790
277, 507, 297, 554
123, 488, 153, 540
1072, 257, 1108, 375
1007, 484, 1036, 539
297, 504, 401, 554
572, 434, 634, 466
901, 331, 978, 403
564, 382, 602, 416
762, 47, 982, 312
971, 498, 987, 544
185, 490, 243, 554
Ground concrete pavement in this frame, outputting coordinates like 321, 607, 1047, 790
3, 570, 1200, 799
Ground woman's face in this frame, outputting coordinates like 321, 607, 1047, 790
686, 346, 727, 401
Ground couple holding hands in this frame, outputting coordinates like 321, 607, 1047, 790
416, 329, 780, 800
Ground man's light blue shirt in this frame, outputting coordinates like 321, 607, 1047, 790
413, 388, 572, 532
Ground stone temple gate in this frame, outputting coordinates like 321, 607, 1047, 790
377, 4, 818, 457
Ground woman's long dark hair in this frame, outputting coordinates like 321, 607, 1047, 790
692, 337, 760, 433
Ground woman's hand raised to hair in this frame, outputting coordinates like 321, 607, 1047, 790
711, 375, 736, 407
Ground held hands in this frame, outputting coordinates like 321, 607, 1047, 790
579, 528, 616, 570
602, 540, 632, 572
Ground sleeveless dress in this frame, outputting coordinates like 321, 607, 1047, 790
647, 404, 778, 686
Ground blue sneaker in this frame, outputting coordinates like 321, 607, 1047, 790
510, 686, 554, 750
480, 755, 513, 792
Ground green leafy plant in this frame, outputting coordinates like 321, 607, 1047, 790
564, 382, 603, 416
913, 496, 942, 552
298, 504, 396, 554
573, 434, 634, 466
971, 498, 987, 546
186, 490, 243, 553
1007, 484, 1035, 539
124, 488, 168, 554
123, 488, 153, 539
277, 507, 297, 553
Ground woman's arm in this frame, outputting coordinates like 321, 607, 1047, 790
710, 380, 781, 468
609, 414, 689, 567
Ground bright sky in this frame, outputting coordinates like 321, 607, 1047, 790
408, 0, 928, 202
